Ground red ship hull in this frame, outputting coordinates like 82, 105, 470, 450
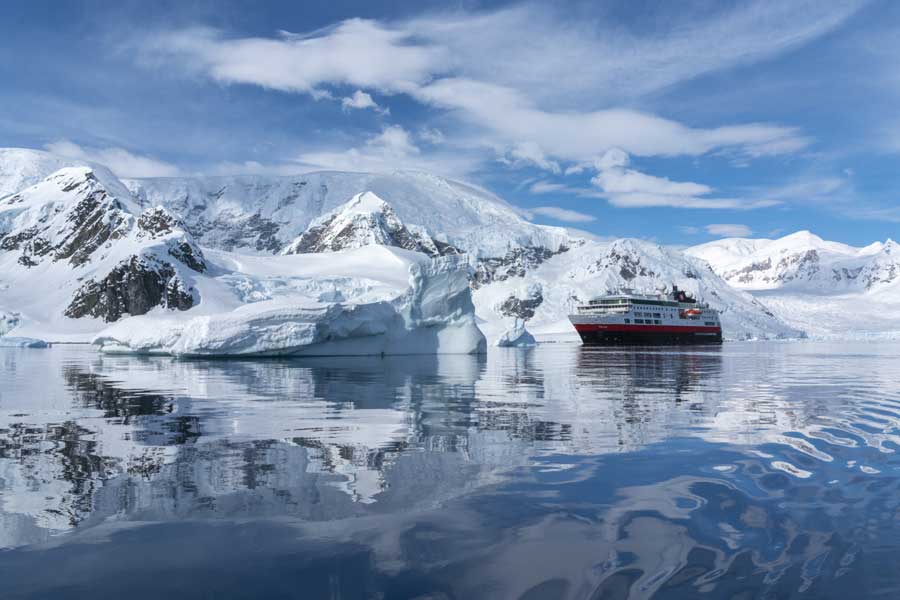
573, 323, 723, 345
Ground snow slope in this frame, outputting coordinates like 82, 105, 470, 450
123, 169, 571, 258
0, 147, 803, 345
687, 231, 896, 292
475, 238, 801, 342
687, 232, 900, 338
0, 167, 206, 340
0, 161, 485, 354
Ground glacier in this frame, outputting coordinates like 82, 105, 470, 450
94, 252, 486, 356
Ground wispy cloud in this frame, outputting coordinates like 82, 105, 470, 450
530, 206, 595, 223
139, 21, 443, 95
705, 223, 753, 237
292, 125, 478, 176
133, 2, 864, 174
44, 139, 180, 178
587, 149, 778, 209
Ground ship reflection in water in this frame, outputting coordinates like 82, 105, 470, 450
2, 343, 900, 598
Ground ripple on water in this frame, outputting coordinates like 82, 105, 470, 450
1, 342, 900, 598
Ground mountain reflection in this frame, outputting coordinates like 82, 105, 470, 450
3, 344, 900, 598
1, 347, 726, 548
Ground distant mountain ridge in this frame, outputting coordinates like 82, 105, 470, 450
687, 231, 899, 292
687, 231, 900, 339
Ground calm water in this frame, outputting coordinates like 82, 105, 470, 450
1, 343, 900, 599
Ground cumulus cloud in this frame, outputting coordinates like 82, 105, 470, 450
44, 139, 180, 178
705, 224, 754, 237
530, 206, 596, 223
341, 90, 388, 114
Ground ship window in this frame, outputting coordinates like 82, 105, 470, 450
624, 318, 630, 323
705, 321, 716, 326
653, 313, 661, 318
654, 320, 661, 324
634, 319, 642, 324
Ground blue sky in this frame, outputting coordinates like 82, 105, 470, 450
2, 0, 899, 245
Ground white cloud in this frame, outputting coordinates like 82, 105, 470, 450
418, 127, 445, 145
500, 141, 561, 173
140, 20, 444, 94
341, 90, 388, 114
531, 206, 596, 223
134, 2, 866, 171
588, 149, 777, 209
415, 78, 808, 163
705, 223, 753, 237
529, 181, 569, 194
44, 139, 180, 178
293, 125, 477, 176
406, 2, 865, 107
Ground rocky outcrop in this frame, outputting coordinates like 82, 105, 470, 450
137, 207, 207, 273
0, 167, 208, 324
0, 169, 132, 267
472, 245, 569, 287
65, 256, 196, 322
498, 284, 544, 320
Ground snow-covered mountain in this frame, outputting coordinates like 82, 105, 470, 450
282, 191, 455, 257
688, 232, 900, 338
475, 238, 801, 342
0, 166, 206, 336
688, 231, 899, 292
0, 146, 802, 347
123, 166, 571, 258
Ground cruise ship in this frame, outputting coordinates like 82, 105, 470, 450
569, 287, 723, 345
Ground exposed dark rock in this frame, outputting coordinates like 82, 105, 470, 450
607, 248, 656, 281
65, 256, 197, 322
188, 213, 284, 253
0, 226, 40, 251
472, 246, 567, 287
168, 240, 206, 273
498, 285, 544, 320
55, 191, 131, 266
137, 207, 179, 238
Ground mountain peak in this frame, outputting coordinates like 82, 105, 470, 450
777, 230, 824, 247
340, 191, 391, 215
282, 191, 455, 257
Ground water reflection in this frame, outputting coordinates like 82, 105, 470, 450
1, 343, 900, 598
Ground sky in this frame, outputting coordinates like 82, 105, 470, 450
1, 0, 899, 246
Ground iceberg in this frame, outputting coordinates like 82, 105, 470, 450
0, 336, 49, 348
94, 254, 486, 357
494, 321, 537, 347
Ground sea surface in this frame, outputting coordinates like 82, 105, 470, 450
1, 342, 900, 599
